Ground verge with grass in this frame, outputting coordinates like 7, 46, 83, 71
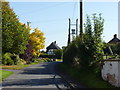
1, 64, 30, 70
0, 70, 14, 81
58, 63, 118, 88
1, 59, 43, 70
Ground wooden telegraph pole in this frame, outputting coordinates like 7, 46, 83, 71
80, 0, 83, 38
76, 19, 78, 36
67, 18, 71, 45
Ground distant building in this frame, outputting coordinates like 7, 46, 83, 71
46, 41, 61, 55
108, 34, 120, 44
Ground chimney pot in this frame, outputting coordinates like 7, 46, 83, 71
114, 34, 117, 38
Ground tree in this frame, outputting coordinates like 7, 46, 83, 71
54, 49, 63, 59
63, 14, 104, 73
2, 2, 29, 54
19, 26, 33, 63
79, 13, 104, 72
20, 40, 33, 63
29, 28, 45, 56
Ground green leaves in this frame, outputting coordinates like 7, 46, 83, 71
63, 13, 104, 72
2, 2, 29, 54
82, 14, 104, 71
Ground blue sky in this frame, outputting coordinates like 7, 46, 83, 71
9, 1, 118, 50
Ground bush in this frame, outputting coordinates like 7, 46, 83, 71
6, 59, 14, 65
54, 49, 63, 59
63, 14, 104, 73
31, 58, 42, 63
2, 53, 14, 65
63, 41, 78, 65
104, 43, 120, 55
11, 54, 21, 65
2, 53, 26, 65
11, 54, 26, 65
17, 59, 26, 65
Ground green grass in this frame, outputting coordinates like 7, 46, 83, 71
0, 70, 14, 81
0, 59, 44, 82
1, 62, 42, 70
1, 59, 44, 70
56, 59, 63, 62
2, 64, 30, 70
103, 55, 120, 59
59, 63, 118, 88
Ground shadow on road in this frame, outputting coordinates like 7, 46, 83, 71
2, 62, 70, 89
3, 78, 64, 86
21, 62, 55, 75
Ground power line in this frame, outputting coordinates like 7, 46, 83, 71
32, 17, 68, 24
72, 2, 77, 22
17, 2, 69, 15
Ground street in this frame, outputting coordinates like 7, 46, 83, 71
2, 62, 73, 89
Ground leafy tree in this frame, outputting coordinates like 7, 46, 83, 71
63, 40, 78, 65
20, 40, 33, 63
63, 14, 104, 73
81, 14, 104, 71
54, 49, 63, 59
29, 28, 45, 56
2, 2, 29, 54
19, 26, 33, 63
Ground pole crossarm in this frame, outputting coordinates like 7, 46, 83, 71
71, 24, 76, 25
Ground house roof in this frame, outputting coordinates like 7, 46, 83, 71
46, 41, 61, 51
108, 34, 120, 44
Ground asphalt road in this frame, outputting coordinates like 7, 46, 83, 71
2, 62, 73, 89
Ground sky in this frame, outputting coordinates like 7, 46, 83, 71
8, 0, 118, 51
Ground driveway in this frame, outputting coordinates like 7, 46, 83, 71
2, 62, 72, 89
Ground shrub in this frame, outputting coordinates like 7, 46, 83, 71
2, 53, 26, 65
2, 59, 7, 65
63, 14, 104, 74
31, 58, 41, 63
17, 59, 26, 65
6, 59, 14, 65
54, 49, 63, 59
2, 53, 14, 65
11, 54, 21, 65
63, 41, 78, 65
103, 43, 120, 55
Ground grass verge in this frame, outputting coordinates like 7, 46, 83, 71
0, 70, 14, 81
1, 59, 43, 70
58, 63, 118, 88
1, 62, 42, 70
1, 64, 30, 70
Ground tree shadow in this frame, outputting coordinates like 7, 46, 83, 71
2, 78, 64, 87
21, 62, 58, 75
2, 62, 70, 89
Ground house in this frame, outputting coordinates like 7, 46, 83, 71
108, 34, 120, 44
46, 41, 61, 55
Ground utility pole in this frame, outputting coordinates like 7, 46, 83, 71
27, 22, 31, 28
80, 0, 83, 38
67, 18, 78, 45
76, 19, 78, 36
67, 18, 71, 45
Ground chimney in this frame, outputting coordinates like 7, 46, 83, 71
114, 34, 117, 38
54, 41, 56, 44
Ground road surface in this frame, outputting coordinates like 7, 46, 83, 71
2, 62, 74, 89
